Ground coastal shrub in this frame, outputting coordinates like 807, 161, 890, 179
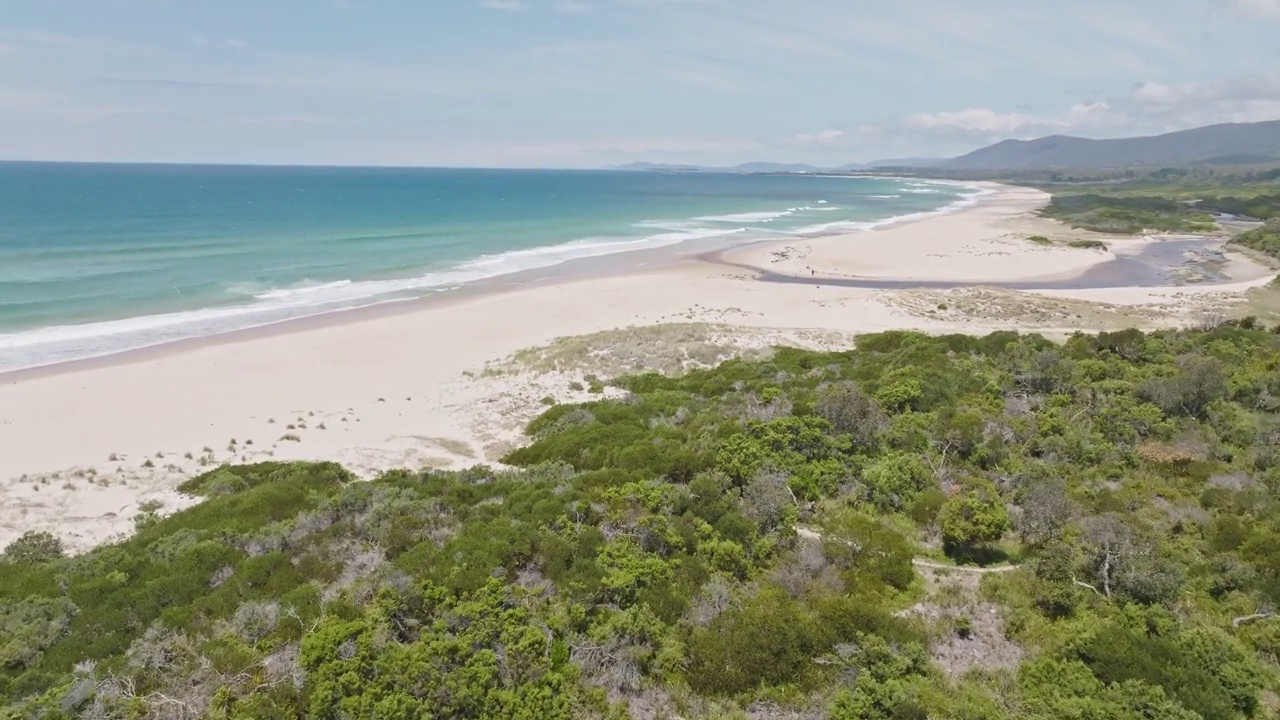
1138, 353, 1228, 417
2, 532, 65, 566
1027, 235, 1053, 246
4, 327, 1280, 719
686, 586, 829, 695
300, 581, 580, 719
939, 480, 1010, 557
861, 452, 933, 511
1197, 194, 1280, 221
1230, 218, 1280, 258
1066, 239, 1109, 250
0, 597, 78, 669
815, 380, 886, 450
1042, 194, 1217, 234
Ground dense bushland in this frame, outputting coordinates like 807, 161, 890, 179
4, 326, 1280, 719
1040, 194, 1218, 234
1232, 219, 1280, 260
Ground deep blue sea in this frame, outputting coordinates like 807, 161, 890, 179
0, 163, 974, 371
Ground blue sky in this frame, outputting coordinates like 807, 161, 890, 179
1, 0, 1278, 167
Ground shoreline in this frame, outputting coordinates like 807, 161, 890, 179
2, 181, 1274, 551
0, 178, 990, 381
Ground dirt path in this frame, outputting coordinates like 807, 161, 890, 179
912, 558, 1020, 574
797, 526, 1021, 574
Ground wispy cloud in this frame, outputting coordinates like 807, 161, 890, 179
0, 29, 164, 58
529, 39, 622, 56
556, 0, 596, 13
891, 71, 1280, 150
234, 114, 333, 125
95, 76, 263, 90
1, 86, 176, 124
785, 129, 845, 147
3, 1, 1278, 166
906, 108, 1037, 135
1224, 0, 1280, 19
1078, 6, 1189, 59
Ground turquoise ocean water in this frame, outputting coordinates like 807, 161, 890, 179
0, 164, 975, 371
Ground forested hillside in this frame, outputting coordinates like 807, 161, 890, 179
944, 120, 1280, 170
4, 327, 1280, 719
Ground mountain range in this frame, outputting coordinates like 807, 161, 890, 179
943, 120, 1280, 170
615, 119, 1280, 174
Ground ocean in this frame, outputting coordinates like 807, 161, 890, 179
0, 163, 975, 371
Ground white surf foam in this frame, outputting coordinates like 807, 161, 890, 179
254, 280, 354, 301
789, 186, 991, 236
697, 210, 793, 223
0, 225, 749, 372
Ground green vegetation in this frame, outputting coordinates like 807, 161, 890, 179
1199, 195, 1280, 221
1232, 219, 1280, 260
1041, 194, 1217, 234
1026, 235, 1052, 246
1066, 239, 1109, 250
1025, 169, 1280, 236
6, 326, 1280, 718
871, 163, 1280, 187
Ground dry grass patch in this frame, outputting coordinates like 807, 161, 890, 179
886, 288, 1170, 328
903, 564, 1024, 677
489, 323, 851, 379
419, 437, 477, 459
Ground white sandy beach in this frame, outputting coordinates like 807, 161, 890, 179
1, 183, 1274, 550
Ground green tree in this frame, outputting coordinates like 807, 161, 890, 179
939, 481, 1009, 556
861, 452, 932, 511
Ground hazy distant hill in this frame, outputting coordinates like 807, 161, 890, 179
945, 120, 1280, 170
837, 158, 949, 171
614, 159, 945, 173
613, 161, 821, 173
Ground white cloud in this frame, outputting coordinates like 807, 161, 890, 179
412, 135, 766, 167
1121, 75, 1280, 124
223, 38, 247, 48
1128, 76, 1280, 108
2, 87, 175, 124
234, 114, 332, 125
787, 129, 845, 146
479, 0, 528, 10
905, 107, 1036, 134
887, 71, 1280, 160
1225, 0, 1280, 19
557, 0, 595, 13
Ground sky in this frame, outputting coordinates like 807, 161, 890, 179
1, 0, 1279, 168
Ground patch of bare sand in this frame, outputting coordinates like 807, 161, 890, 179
881, 287, 1188, 332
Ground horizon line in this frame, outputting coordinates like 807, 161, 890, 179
0, 158, 896, 173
